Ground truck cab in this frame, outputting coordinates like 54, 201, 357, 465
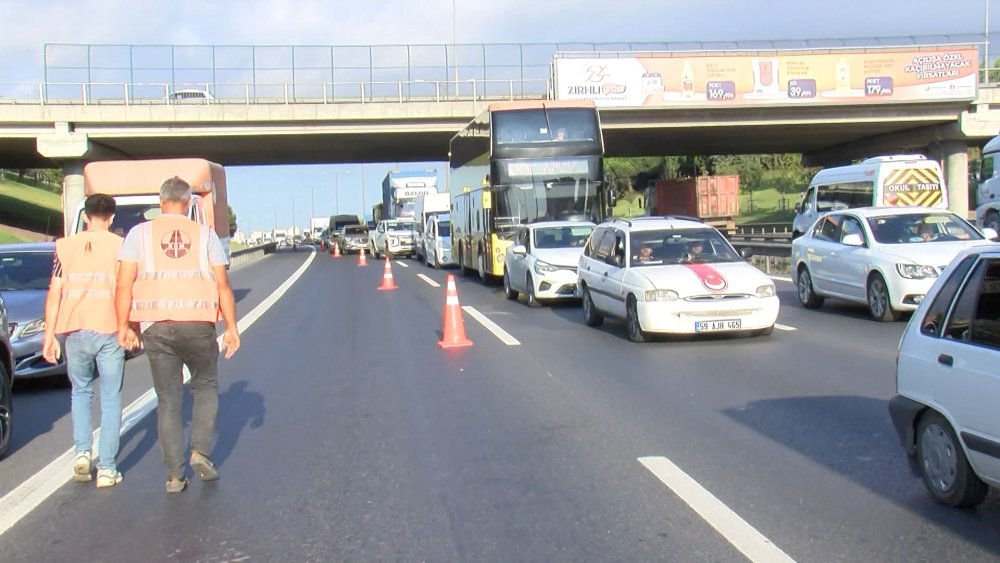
976, 135, 1000, 234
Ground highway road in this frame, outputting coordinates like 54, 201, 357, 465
1, 247, 998, 562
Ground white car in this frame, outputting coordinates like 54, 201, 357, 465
424, 215, 455, 268
503, 221, 595, 306
890, 246, 1000, 507
577, 217, 778, 342
370, 219, 414, 258
792, 207, 997, 321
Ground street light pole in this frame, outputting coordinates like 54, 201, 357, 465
361, 164, 367, 222
452, 0, 458, 93
987, 0, 992, 81
335, 174, 340, 217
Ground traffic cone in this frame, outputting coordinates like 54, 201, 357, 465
331, 243, 341, 258
377, 255, 398, 291
438, 275, 473, 348
357, 247, 368, 267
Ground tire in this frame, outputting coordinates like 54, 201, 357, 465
582, 286, 604, 327
867, 273, 901, 322
797, 266, 824, 309
477, 252, 487, 282
371, 244, 380, 259
503, 271, 518, 300
526, 274, 541, 307
916, 411, 989, 507
985, 210, 1000, 235
432, 251, 440, 269
0, 361, 12, 460
626, 296, 648, 343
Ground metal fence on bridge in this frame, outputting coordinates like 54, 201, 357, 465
0, 34, 994, 105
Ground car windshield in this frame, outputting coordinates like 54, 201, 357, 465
386, 222, 410, 232
867, 213, 982, 244
0, 251, 54, 291
629, 228, 740, 267
533, 225, 594, 249
344, 226, 367, 235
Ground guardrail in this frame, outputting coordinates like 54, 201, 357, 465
726, 223, 793, 275
229, 242, 278, 269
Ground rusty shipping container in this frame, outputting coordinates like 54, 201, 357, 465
646, 175, 740, 219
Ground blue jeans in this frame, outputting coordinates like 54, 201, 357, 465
66, 330, 125, 471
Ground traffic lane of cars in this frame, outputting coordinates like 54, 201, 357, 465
410, 268, 1000, 561
3, 253, 744, 562
0, 248, 315, 499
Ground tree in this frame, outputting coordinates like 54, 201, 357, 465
227, 205, 238, 237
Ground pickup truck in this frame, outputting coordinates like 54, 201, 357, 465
369, 219, 415, 258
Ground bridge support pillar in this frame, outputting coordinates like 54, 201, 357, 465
36, 123, 92, 236
59, 161, 85, 236
936, 140, 970, 217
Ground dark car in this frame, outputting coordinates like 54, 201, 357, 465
0, 243, 65, 381
0, 291, 14, 459
337, 225, 370, 255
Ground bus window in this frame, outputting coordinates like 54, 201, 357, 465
494, 108, 599, 144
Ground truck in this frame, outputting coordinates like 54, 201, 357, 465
645, 175, 740, 233
976, 135, 1000, 233
413, 192, 452, 262
309, 217, 327, 241
381, 170, 438, 220
75, 158, 231, 260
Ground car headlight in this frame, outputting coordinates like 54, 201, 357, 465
19, 318, 45, 338
644, 289, 679, 302
896, 264, 938, 279
534, 260, 560, 274
755, 284, 776, 298
387, 237, 399, 247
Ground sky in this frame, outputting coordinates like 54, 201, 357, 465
0, 0, 995, 232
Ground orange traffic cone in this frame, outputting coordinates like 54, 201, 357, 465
357, 247, 368, 267
438, 275, 473, 348
378, 255, 398, 291
331, 242, 341, 259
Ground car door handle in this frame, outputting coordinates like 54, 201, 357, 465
938, 354, 953, 367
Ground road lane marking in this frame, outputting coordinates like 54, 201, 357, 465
774, 324, 797, 331
0, 250, 318, 538
417, 274, 441, 287
769, 276, 793, 283
638, 456, 795, 563
395, 261, 410, 268
461, 306, 521, 346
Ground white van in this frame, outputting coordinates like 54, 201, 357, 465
792, 155, 948, 238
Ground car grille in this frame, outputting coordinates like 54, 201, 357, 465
6, 322, 15, 337
685, 294, 750, 302
679, 309, 759, 318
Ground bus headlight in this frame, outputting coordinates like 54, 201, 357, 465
644, 289, 679, 302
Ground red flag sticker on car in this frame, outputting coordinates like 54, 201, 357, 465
685, 264, 728, 292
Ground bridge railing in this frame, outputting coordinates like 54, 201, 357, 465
0, 79, 552, 106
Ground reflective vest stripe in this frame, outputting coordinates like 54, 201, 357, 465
65, 273, 117, 283
62, 289, 114, 299
136, 271, 216, 282
133, 299, 219, 311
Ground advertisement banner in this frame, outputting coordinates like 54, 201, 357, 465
554, 48, 979, 108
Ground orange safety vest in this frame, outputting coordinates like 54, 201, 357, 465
53, 230, 123, 335
130, 215, 220, 323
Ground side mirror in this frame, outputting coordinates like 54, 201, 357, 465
608, 190, 618, 208
983, 227, 999, 241
739, 247, 754, 260
512, 245, 527, 255
842, 233, 865, 247
794, 202, 802, 214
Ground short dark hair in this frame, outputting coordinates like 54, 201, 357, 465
84, 193, 116, 220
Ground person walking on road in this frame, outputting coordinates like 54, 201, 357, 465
42, 193, 136, 488
115, 176, 240, 494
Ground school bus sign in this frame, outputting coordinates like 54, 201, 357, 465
553, 47, 979, 108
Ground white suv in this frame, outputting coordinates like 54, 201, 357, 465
369, 219, 414, 258
577, 217, 779, 342
890, 246, 1000, 507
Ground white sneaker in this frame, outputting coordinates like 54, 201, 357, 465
96, 469, 123, 488
73, 451, 92, 482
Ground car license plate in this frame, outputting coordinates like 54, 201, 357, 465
694, 319, 741, 332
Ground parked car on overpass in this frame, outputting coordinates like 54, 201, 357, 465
792, 207, 997, 321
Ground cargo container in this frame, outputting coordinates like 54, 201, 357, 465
645, 175, 740, 231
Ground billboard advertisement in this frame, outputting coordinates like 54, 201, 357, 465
553, 48, 979, 108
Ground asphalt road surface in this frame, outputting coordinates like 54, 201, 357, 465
2, 248, 998, 562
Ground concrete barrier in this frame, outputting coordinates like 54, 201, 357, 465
229, 242, 278, 270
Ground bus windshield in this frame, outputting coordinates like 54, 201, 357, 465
493, 176, 600, 232
494, 108, 599, 144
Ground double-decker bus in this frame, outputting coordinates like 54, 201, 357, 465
449, 100, 610, 281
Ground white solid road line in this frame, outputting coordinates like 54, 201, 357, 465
417, 274, 441, 288
769, 275, 793, 283
395, 261, 410, 268
638, 456, 795, 563
774, 324, 797, 331
0, 250, 318, 538
462, 306, 521, 346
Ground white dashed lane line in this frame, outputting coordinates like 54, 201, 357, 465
395, 261, 410, 268
774, 324, 797, 331
417, 274, 441, 288
462, 306, 521, 346
638, 456, 796, 563
769, 275, 793, 283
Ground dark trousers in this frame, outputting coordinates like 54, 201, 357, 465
144, 321, 220, 479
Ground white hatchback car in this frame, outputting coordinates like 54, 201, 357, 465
890, 246, 1000, 507
792, 207, 997, 321
504, 221, 595, 306
577, 217, 778, 342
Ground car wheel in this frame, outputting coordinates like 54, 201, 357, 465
985, 210, 1000, 234
526, 274, 540, 307
626, 295, 648, 343
797, 266, 824, 309
867, 273, 901, 322
433, 252, 440, 269
582, 286, 604, 327
477, 252, 487, 282
0, 361, 11, 460
503, 271, 518, 300
916, 411, 989, 507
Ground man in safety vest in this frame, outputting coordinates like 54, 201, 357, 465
43, 193, 137, 488
115, 176, 240, 494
